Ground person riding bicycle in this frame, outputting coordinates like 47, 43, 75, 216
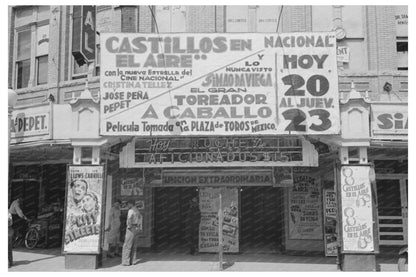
9, 197, 29, 243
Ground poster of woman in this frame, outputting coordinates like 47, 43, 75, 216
64, 165, 104, 254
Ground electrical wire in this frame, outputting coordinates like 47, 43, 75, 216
276, 5, 284, 33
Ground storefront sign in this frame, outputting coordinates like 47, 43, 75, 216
337, 46, 350, 63
288, 169, 323, 240
323, 189, 338, 256
162, 169, 273, 186
100, 32, 339, 136
199, 187, 239, 253
339, 166, 374, 252
131, 136, 318, 168
10, 105, 51, 144
64, 165, 104, 254
72, 6, 96, 65
371, 103, 408, 139
395, 6, 408, 37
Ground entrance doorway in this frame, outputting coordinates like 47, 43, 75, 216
376, 176, 408, 245
240, 186, 284, 253
10, 180, 40, 218
153, 187, 198, 250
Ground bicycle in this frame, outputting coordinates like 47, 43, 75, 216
12, 219, 40, 249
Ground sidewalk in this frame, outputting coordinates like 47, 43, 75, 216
8, 247, 399, 272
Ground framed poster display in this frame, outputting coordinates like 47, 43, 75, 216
63, 165, 106, 254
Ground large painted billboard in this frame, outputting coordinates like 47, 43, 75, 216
100, 33, 339, 136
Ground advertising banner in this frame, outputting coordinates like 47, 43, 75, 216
336, 46, 350, 63
163, 170, 273, 186
100, 32, 339, 136
371, 103, 408, 139
10, 105, 51, 144
323, 189, 338, 256
339, 166, 374, 252
64, 165, 104, 254
199, 187, 239, 253
288, 169, 323, 239
395, 6, 408, 37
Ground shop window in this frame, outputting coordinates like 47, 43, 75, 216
397, 39, 408, 70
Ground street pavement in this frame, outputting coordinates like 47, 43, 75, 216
8, 247, 399, 272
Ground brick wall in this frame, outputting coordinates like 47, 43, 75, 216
215, 6, 225, 32
8, 5, 407, 106
138, 6, 153, 33
47, 5, 61, 102
121, 6, 137, 33
64, 6, 70, 82
375, 6, 397, 72
8, 7, 15, 88
187, 6, 216, 32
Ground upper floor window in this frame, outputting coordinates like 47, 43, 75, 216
14, 6, 50, 89
16, 30, 31, 89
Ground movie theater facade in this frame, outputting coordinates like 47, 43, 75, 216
8, 6, 407, 264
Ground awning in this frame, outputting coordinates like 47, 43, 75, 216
9, 141, 73, 164
370, 139, 408, 148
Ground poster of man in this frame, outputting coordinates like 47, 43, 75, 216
64, 165, 104, 254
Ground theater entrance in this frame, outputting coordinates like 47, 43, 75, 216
153, 187, 198, 251
240, 186, 284, 253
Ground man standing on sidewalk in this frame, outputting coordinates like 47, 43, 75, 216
121, 200, 141, 266
187, 196, 201, 255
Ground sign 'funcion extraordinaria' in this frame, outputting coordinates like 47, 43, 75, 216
100, 33, 340, 136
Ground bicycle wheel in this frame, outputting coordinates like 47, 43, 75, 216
25, 228, 39, 249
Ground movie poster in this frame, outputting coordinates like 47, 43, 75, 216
199, 187, 239, 253
121, 178, 144, 196
323, 189, 338, 256
288, 169, 323, 239
340, 166, 374, 252
64, 165, 104, 254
